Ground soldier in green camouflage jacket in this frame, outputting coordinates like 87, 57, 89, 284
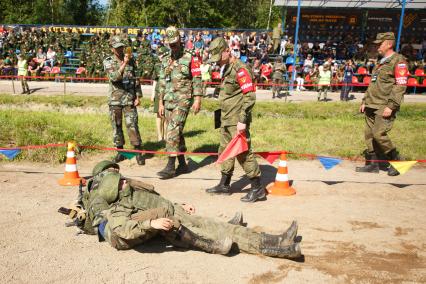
156, 26, 203, 179
356, 32, 408, 176
67, 161, 301, 259
103, 36, 145, 166
206, 37, 266, 203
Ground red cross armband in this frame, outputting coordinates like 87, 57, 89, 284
394, 62, 408, 85
237, 68, 255, 94
190, 56, 201, 77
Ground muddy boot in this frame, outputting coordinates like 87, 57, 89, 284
176, 155, 190, 175
134, 145, 145, 166
177, 225, 232, 255
228, 211, 244, 226
112, 146, 126, 163
205, 173, 232, 195
260, 242, 301, 259
157, 157, 176, 179
240, 177, 266, 202
356, 152, 379, 173
260, 220, 298, 248
387, 149, 401, 176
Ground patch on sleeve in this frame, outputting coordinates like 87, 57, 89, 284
394, 62, 408, 85
190, 56, 201, 77
237, 68, 255, 94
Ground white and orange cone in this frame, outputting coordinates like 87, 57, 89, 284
267, 152, 296, 196
58, 142, 86, 186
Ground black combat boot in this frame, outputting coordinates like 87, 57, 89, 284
356, 152, 379, 173
240, 177, 266, 202
177, 225, 233, 255
112, 146, 126, 163
176, 155, 190, 175
205, 173, 232, 195
260, 220, 298, 248
387, 149, 401, 176
133, 145, 145, 166
157, 157, 176, 179
260, 242, 302, 259
228, 211, 244, 226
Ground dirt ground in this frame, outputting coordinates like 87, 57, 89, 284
0, 153, 425, 283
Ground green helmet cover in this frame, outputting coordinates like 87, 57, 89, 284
92, 160, 119, 176
97, 172, 121, 204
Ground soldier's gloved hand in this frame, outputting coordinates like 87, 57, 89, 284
237, 122, 246, 133
181, 203, 195, 215
192, 97, 201, 114
150, 218, 174, 231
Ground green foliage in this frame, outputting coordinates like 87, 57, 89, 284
0, 0, 104, 25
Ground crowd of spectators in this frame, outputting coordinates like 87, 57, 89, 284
0, 25, 425, 93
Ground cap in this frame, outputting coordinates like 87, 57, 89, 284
165, 26, 180, 44
208, 37, 228, 63
109, 36, 125, 48
373, 32, 395, 44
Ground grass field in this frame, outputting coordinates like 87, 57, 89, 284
0, 94, 425, 163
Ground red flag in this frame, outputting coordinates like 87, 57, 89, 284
257, 152, 280, 164
216, 133, 248, 164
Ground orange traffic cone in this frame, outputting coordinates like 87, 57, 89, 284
267, 152, 296, 196
58, 142, 86, 186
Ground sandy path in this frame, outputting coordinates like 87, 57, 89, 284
0, 154, 425, 283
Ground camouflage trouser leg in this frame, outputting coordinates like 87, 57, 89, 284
364, 108, 396, 155
109, 106, 125, 147
272, 78, 283, 96
109, 105, 142, 147
165, 100, 191, 156
219, 125, 261, 179
174, 206, 261, 254
123, 105, 142, 146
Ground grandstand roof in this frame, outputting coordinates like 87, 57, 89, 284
274, 0, 426, 9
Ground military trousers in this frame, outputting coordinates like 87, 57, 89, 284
109, 105, 142, 147
165, 99, 191, 155
364, 107, 396, 154
174, 206, 261, 254
219, 125, 261, 179
272, 78, 283, 96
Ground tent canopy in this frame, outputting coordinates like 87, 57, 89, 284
274, 0, 425, 9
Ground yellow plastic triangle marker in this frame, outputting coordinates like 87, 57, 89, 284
389, 161, 417, 175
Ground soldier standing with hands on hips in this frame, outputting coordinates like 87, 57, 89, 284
356, 32, 408, 176
157, 26, 203, 179
103, 36, 145, 166
206, 37, 266, 203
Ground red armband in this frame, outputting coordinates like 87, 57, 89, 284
237, 68, 255, 94
190, 56, 201, 77
394, 62, 408, 85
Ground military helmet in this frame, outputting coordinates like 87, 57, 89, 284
109, 36, 126, 48
97, 172, 121, 204
208, 37, 228, 63
164, 26, 180, 44
92, 160, 120, 176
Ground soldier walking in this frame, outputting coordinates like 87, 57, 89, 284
103, 36, 145, 165
205, 37, 266, 203
157, 27, 203, 179
356, 32, 407, 176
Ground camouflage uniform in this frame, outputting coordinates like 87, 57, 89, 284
206, 37, 265, 203
74, 167, 300, 259
271, 58, 287, 98
356, 32, 408, 176
156, 27, 203, 179
103, 36, 144, 164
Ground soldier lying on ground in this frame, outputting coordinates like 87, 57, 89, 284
59, 161, 302, 259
